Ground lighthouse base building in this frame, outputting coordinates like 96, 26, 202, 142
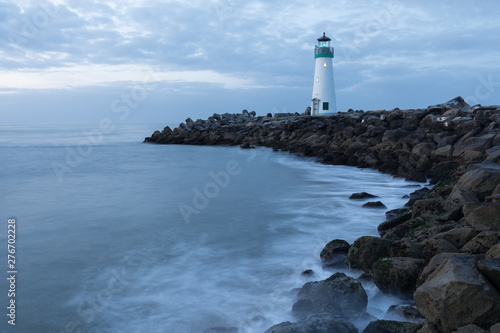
311, 33, 337, 116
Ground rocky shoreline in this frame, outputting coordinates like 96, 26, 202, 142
145, 97, 500, 333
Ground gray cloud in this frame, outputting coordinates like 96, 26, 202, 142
1, 0, 499, 124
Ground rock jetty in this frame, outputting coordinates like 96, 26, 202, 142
145, 97, 500, 333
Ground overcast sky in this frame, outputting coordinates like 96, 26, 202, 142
1, 0, 499, 125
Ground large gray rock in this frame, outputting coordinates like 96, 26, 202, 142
292, 272, 367, 319
412, 198, 461, 225
452, 324, 488, 333
389, 238, 423, 259
448, 184, 479, 206
477, 259, 500, 291
372, 257, 427, 294
486, 244, 500, 259
320, 239, 350, 268
458, 163, 500, 201
419, 237, 459, 259
362, 320, 422, 333
432, 227, 478, 249
264, 313, 358, 333
381, 218, 426, 241
463, 202, 500, 231
414, 254, 500, 332
347, 236, 393, 272
460, 231, 499, 255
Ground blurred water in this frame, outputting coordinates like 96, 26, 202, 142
0, 124, 418, 333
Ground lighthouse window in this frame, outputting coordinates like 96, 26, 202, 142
323, 62, 327, 68
323, 102, 329, 110
316, 77, 319, 82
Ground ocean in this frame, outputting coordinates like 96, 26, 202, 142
0, 124, 419, 333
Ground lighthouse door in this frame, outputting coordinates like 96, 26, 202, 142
312, 98, 320, 116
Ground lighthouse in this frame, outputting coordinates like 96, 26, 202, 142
311, 32, 337, 116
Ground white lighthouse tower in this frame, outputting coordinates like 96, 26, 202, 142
311, 32, 337, 116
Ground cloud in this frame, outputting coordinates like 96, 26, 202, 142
0, 0, 499, 124
0, 64, 263, 91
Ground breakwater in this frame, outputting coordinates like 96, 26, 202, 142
146, 97, 500, 333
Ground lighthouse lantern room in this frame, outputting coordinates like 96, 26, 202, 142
311, 32, 337, 116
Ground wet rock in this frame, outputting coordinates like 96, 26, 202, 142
264, 313, 357, 333
452, 324, 488, 333
378, 210, 413, 236
385, 208, 411, 221
363, 201, 387, 208
463, 202, 500, 231
381, 218, 426, 241
420, 237, 459, 259
389, 238, 423, 258
412, 198, 461, 225
349, 192, 378, 199
460, 231, 499, 254
301, 269, 314, 277
292, 272, 367, 319
404, 188, 430, 207
490, 323, 500, 333
432, 227, 478, 249
414, 254, 500, 332
362, 320, 422, 333
458, 163, 500, 201
477, 259, 500, 291
448, 184, 479, 206
415, 323, 440, 333
372, 257, 427, 294
385, 305, 426, 324
486, 244, 500, 259
347, 236, 393, 272
320, 239, 350, 268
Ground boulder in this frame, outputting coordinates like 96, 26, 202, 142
432, 227, 478, 249
414, 254, 500, 332
412, 198, 461, 225
389, 238, 423, 259
452, 324, 488, 333
463, 202, 500, 231
362, 320, 422, 333
460, 231, 499, 255
381, 218, 426, 241
372, 257, 427, 294
320, 239, 350, 268
448, 184, 479, 206
378, 210, 413, 235
415, 323, 440, 333
458, 163, 500, 201
486, 244, 500, 259
363, 201, 387, 208
491, 323, 500, 333
292, 273, 367, 319
264, 313, 358, 333
384, 305, 426, 323
477, 259, 500, 291
420, 237, 459, 258
350, 192, 378, 199
347, 236, 393, 272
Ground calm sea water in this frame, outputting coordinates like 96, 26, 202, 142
0, 124, 419, 333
